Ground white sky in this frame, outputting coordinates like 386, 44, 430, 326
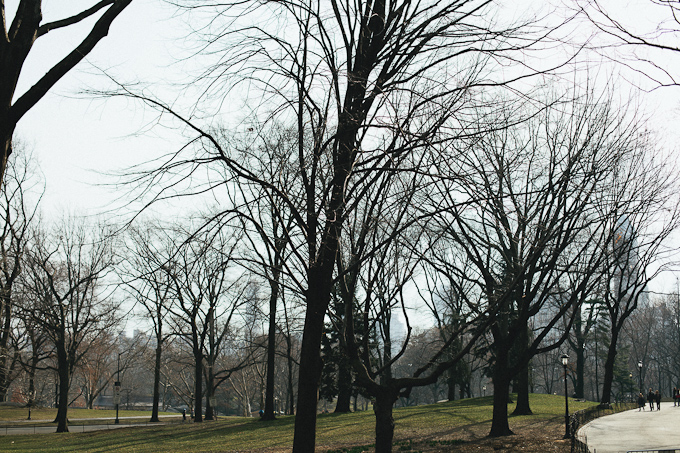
7, 0, 680, 296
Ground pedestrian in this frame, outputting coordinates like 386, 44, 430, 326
647, 388, 655, 411
182, 408, 186, 421
673, 387, 679, 406
655, 390, 661, 410
637, 392, 645, 411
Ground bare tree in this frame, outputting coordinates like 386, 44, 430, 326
0, 0, 133, 186
580, 0, 680, 87
22, 217, 118, 432
595, 135, 680, 405
102, 0, 573, 448
426, 88, 648, 436
122, 222, 176, 422
0, 141, 41, 401
163, 223, 248, 423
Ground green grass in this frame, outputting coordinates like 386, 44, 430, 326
0, 394, 597, 452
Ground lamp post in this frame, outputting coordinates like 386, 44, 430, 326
561, 354, 570, 439
114, 352, 122, 424
629, 373, 633, 403
27, 390, 35, 420
637, 361, 643, 394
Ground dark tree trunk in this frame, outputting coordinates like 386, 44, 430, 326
287, 341, 295, 415
0, 289, 14, 402
150, 337, 162, 422
193, 351, 203, 423
292, 275, 331, 453
600, 330, 618, 406
373, 391, 398, 453
204, 386, 214, 420
334, 359, 353, 412
489, 346, 514, 437
447, 369, 456, 401
575, 337, 585, 399
55, 345, 69, 433
0, 134, 12, 189
262, 276, 279, 421
512, 363, 532, 415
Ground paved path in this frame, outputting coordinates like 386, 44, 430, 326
578, 402, 680, 452
0, 415, 183, 436
0, 423, 144, 435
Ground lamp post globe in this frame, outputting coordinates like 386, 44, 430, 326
637, 361, 643, 394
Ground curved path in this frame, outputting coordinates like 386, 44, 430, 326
578, 402, 680, 452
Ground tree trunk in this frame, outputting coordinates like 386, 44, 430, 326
262, 277, 279, 421
599, 330, 618, 406
373, 391, 397, 453
55, 346, 70, 433
512, 363, 532, 415
447, 368, 456, 401
489, 348, 514, 437
0, 134, 12, 189
150, 338, 162, 422
575, 337, 585, 399
193, 351, 203, 423
205, 389, 214, 420
334, 358, 352, 413
292, 281, 330, 452
287, 349, 295, 415
0, 289, 13, 402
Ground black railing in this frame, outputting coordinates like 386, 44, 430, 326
569, 402, 636, 453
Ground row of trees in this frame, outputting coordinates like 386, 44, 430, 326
3, 0, 680, 451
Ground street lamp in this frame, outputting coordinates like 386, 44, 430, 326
114, 352, 123, 424
629, 373, 634, 403
27, 390, 35, 420
561, 354, 570, 439
637, 361, 643, 394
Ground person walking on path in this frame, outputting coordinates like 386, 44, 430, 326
637, 392, 646, 411
655, 390, 661, 410
647, 389, 655, 411
673, 387, 679, 406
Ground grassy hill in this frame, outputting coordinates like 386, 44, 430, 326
0, 394, 605, 452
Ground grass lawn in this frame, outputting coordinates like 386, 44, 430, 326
0, 394, 612, 452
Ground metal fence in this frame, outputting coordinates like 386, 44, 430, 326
570, 402, 636, 453
626, 450, 679, 453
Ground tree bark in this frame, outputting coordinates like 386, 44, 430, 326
262, 276, 279, 421
511, 363, 532, 415
334, 358, 352, 413
575, 337, 585, 400
447, 368, 456, 401
489, 347, 514, 437
193, 350, 203, 423
292, 275, 331, 452
511, 326, 532, 416
0, 289, 13, 402
373, 391, 397, 453
55, 344, 70, 433
600, 330, 618, 406
150, 333, 162, 422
